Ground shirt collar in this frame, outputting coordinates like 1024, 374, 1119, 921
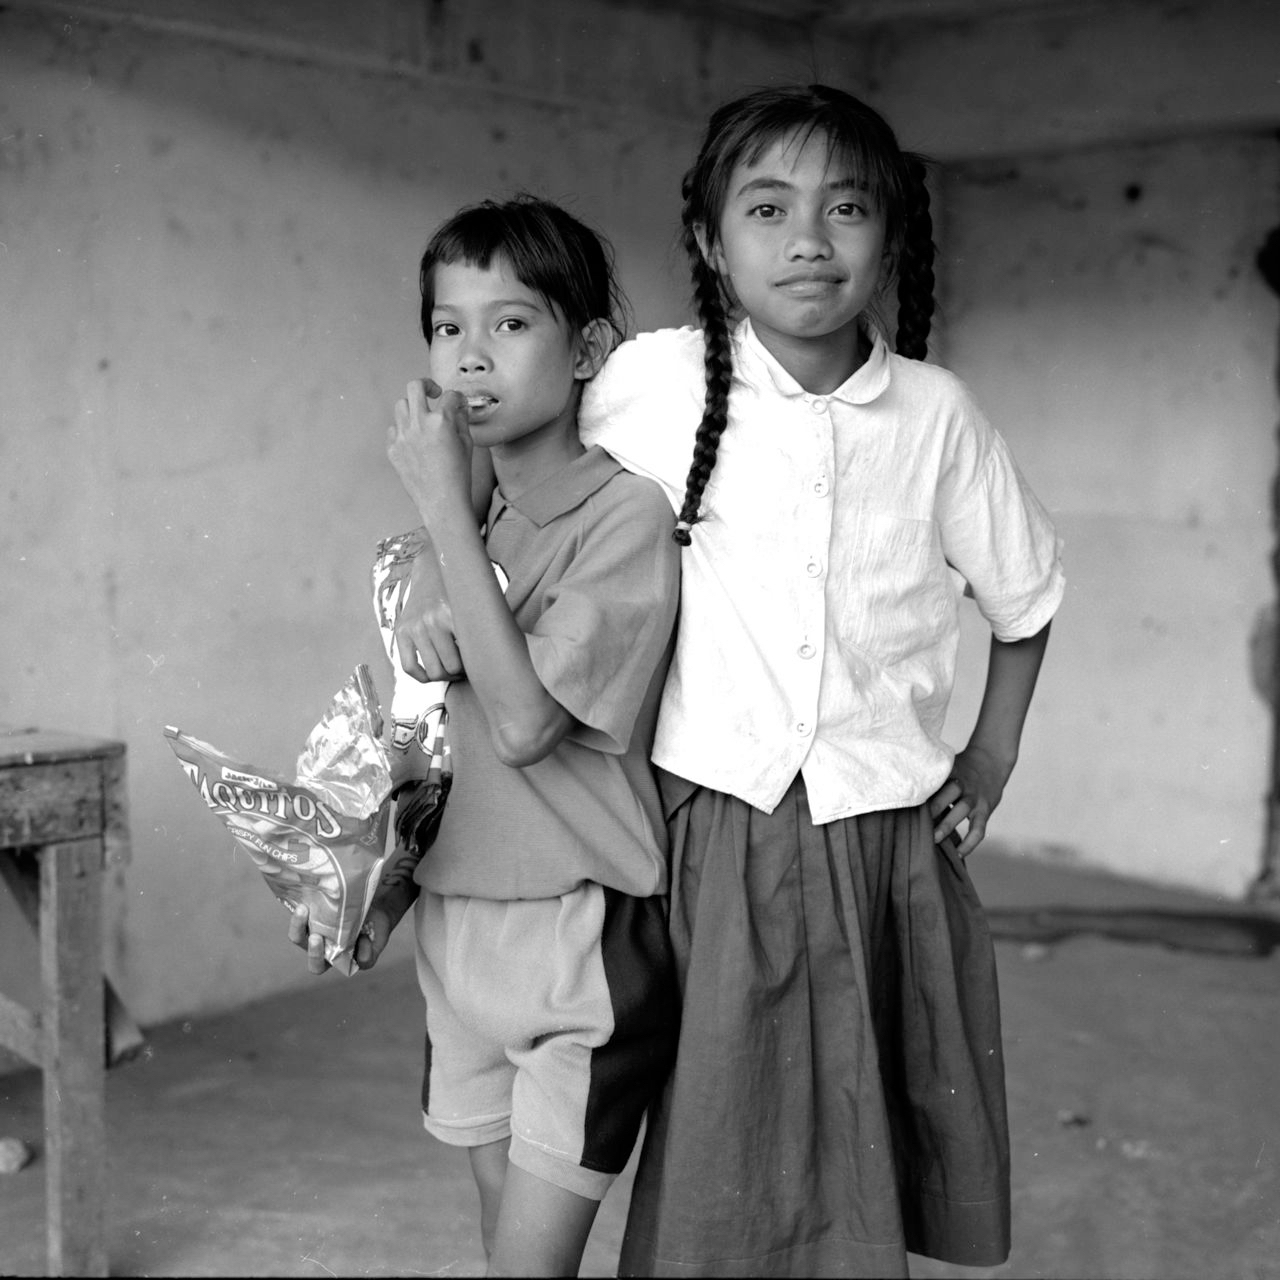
491, 444, 623, 529
736, 317, 892, 406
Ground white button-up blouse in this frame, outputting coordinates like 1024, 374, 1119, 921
579, 320, 1065, 822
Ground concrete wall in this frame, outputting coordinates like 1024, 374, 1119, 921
2, 0, 1278, 1031
937, 135, 1280, 898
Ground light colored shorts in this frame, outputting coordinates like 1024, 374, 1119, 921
413, 881, 678, 1200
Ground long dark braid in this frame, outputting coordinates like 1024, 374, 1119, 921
894, 156, 936, 361
673, 213, 734, 546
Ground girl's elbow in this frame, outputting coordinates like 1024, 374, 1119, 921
490, 711, 569, 768
492, 729, 546, 768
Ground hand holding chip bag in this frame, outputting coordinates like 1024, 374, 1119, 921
164, 664, 393, 975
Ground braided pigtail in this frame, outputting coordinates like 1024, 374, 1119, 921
893, 155, 936, 361
672, 222, 734, 546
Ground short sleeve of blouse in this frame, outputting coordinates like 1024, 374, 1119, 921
936, 382, 1066, 641
578, 328, 704, 504
525, 474, 681, 754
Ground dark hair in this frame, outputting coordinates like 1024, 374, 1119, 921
419, 195, 629, 349
672, 85, 936, 545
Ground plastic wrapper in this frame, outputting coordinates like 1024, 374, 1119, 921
164, 664, 393, 975
372, 529, 454, 856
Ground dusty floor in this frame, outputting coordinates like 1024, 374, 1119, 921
1, 850, 1279, 1279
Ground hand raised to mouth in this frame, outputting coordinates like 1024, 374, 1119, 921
388, 379, 475, 523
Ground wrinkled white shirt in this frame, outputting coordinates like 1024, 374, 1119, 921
579, 320, 1065, 822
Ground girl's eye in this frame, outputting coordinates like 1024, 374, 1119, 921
748, 203, 782, 220
832, 202, 867, 218
496, 317, 527, 333
432, 321, 460, 338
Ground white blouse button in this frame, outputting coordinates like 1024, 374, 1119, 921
813, 478, 829, 496
796, 721, 812, 736
810, 397, 828, 414
805, 559, 823, 578
798, 643, 815, 659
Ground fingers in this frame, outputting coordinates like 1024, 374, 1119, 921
389, 382, 471, 474
291, 907, 332, 974
391, 380, 440, 445
354, 933, 378, 970
931, 775, 973, 847
405, 378, 431, 414
287, 903, 310, 948
932, 805, 965, 846
354, 925, 382, 971
403, 378, 447, 418
438, 388, 469, 430
354, 908, 392, 971
393, 616, 464, 682
394, 631, 427, 683
928, 776, 963, 823
932, 777, 991, 860
306, 930, 331, 975
953, 809, 988, 860
425, 628, 464, 680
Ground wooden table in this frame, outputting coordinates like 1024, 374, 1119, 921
0, 727, 132, 1278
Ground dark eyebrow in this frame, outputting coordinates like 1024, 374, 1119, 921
734, 175, 866, 199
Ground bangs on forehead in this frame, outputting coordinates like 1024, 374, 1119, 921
740, 120, 897, 210
429, 235, 553, 313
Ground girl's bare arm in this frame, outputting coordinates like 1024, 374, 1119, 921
930, 621, 1051, 857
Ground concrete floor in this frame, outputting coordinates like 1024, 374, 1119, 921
2, 850, 1279, 1279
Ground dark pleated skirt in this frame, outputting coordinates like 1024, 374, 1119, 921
617, 772, 1011, 1278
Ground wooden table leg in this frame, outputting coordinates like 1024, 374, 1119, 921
0, 849, 145, 1068
40, 837, 107, 1278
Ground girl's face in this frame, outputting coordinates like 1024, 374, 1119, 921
706, 128, 887, 363
426, 256, 595, 456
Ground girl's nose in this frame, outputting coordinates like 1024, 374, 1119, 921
786, 216, 833, 259
457, 348, 490, 374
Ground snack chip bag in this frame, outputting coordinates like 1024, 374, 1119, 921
164, 664, 393, 975
370, 530, 508, 858
374, 530, 452, 858
372, 530, 449, 796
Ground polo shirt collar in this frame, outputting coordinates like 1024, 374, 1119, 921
736, 317, 892, 406
492, 445, 623, 529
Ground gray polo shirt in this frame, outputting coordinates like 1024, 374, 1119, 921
417, 446, 681, 901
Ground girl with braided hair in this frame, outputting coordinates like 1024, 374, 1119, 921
393, 85, 1063, 1277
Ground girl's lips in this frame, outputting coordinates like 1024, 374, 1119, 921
465, 394, 499, 412
776, 276, 844, 297
775, 271, 845, 286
